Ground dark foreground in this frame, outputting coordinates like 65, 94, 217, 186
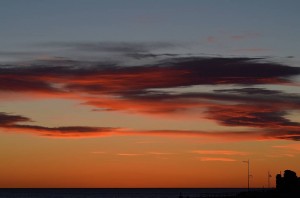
0, 188, 298, 198
235, 190, 299, 198
0, 188, 246, 198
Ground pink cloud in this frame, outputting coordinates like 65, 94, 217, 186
206, 36, 216, 43
230, 32, 261, 40
192, 150, 249, 156
148, 152, 174, 155
266, 154, 295, 158
117, 153, 144, 156
91, 151, 107, 154
198, 157, 237, 162
272, 144, 300, 151
233, 48, 270, 52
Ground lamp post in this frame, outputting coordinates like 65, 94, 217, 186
243, 160, 250, 191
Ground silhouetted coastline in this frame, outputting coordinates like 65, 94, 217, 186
177, 169, 300, 198
1, 170, 299, 198
236, 169, 300, 198
0, 188, 247, 198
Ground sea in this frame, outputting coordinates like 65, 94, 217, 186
0, 188, 251, 198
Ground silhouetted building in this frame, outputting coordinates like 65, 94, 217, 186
276, 170, 300, 193
276, 173, 283, 191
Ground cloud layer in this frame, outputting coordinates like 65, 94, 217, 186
1, 42, 300, 140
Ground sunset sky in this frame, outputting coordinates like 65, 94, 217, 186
1, 0, 300, 188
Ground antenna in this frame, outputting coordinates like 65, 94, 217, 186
268, 171, 272, 188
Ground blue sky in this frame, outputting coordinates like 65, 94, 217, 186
1, 0, 300, 59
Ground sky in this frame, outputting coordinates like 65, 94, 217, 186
1, 0, 300, 188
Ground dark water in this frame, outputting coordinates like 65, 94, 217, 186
0, 188, 249, 198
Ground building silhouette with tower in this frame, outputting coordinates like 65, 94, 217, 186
276, 170, 300, 193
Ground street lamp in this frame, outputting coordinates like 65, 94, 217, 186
243, 160, 250, 191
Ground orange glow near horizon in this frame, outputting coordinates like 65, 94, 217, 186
1, 131, 300, 188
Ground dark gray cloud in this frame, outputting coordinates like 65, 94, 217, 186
2, 56, 299, 96
0, 112, 31, 125
264, 130, 300, 141
0, 51, 39, 57
205, 106, 299, 128
125, 52, 179, 60
214, 87, 283, 95
0, 112, 117, 137
0, 78, 60, 92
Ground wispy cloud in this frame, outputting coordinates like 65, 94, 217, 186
135, 141, 165, 144
273, 144, 300, 151
230, 33, 261, 40
91, 151, 107, 154
117, 153, 144, 156
206, 36, 217, 43
148, 152, 174, 155
266, 153, 295, 158
1, 111, 300, 141
192, 149, 248, 163
0, 112, 119, 138
0, 112, 31, 125
192, 150, 249, 156
233, 48, 270, 52
198, 157, 237, 162
40, 41, 177, 54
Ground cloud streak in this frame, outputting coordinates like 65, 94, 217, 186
1, 111, 300, 141
198, 157, 237, 162
40, 41, 177, 54
0, 112, 118, 138
117, 153, 144, 156
192, 150, 249, 156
